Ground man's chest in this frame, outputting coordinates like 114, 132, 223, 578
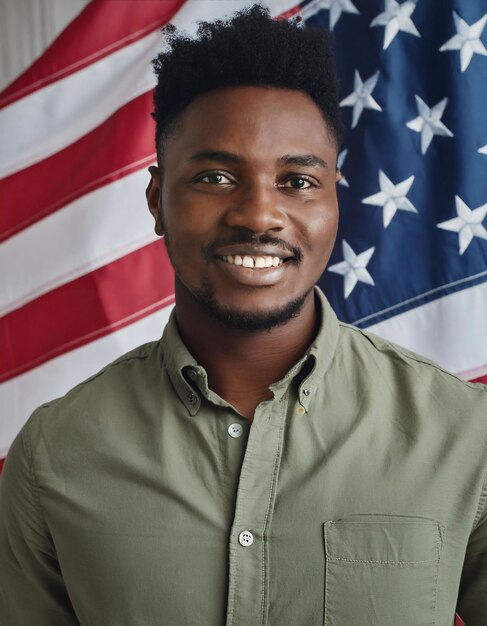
40, 395, 481, 625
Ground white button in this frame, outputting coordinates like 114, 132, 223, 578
228, 423, 243, 438
238, 530, 254, 547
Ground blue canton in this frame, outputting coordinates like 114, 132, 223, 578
300, 0, 487, 327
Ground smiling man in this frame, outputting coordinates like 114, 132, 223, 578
0, 6, 486, 626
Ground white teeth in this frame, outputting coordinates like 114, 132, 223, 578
222, 254, 284, 268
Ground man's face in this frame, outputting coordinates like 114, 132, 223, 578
147, 86, 339, 330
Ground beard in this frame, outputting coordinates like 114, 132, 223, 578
191, 278, 312, 332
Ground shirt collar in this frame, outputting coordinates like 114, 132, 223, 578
161, 286, 340, 416
293, 287, 340, 412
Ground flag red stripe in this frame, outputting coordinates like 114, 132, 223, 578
472, 374, 487, 385
1, 92, 155, 242
0, 0, 185, 108
0, 241, 173, 383
277, 6, 301, 19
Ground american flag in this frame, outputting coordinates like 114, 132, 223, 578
1, 0, 486, 477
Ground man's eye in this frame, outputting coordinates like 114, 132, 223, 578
280, 177, 314, 189
196, 172, 232, 185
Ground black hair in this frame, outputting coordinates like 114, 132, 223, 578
151, 3, 342, 158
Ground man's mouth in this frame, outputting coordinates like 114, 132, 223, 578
220, 254, 284, 269
211, 246, 297, 287
208, 235, 302, 272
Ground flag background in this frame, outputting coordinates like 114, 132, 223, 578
1, 0, 486, 473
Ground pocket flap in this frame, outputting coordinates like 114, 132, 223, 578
324, 515, 443, 564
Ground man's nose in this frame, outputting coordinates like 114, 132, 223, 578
223, 181, 287, 233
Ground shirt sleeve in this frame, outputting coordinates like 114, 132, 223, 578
0, 418, 79, 626
457, 473, 487, 624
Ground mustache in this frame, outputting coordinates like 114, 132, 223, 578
203, 233, 303, 262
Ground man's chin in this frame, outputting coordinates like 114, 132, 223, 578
193, 287, 312, 332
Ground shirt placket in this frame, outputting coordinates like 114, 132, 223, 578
225, 391, 288, 626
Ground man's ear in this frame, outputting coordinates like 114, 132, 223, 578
146, 166, 165, 236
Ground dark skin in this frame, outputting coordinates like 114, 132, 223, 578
147, 86, 340, 420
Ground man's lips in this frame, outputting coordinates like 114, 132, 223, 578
214, 244, 295, 261
205, 238, 302, 283
214, 254, 290, 286
214, 245, 296, 273
204, 234, 302, 268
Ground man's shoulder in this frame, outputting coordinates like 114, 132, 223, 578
332, 322, 487, 454
7, 339, 171, 489
337, 320, 486, 396
25, 340, 163, 433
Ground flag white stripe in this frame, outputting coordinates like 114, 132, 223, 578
172, 0, 299, 32
367, 281, 487, 377
0, 303, 174, 456
0, 32, 159, 179
0, 169, 158, 316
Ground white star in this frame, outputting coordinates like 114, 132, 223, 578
337, 149, 349, 187
479, 145, 487, 155
340, 70, 382, 128
406, 96, 454, 154
309, 0, 359, 30
437, 196, 487, 254
362, 171, 417, 228
370, 0, 420, 50
328, 240, 375, 299
439, 12, 487, 72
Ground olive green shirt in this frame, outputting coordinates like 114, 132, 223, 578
1, 289, 486, 626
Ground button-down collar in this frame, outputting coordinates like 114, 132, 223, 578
161, 287, 340, 416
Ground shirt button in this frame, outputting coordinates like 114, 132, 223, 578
228, 423, 243, 438
302, 389, 311, 396
188, 393, 198, 404
238, 530, 254, 547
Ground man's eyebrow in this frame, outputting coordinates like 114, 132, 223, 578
279, 154, 328, 169
188, 150, 245, 165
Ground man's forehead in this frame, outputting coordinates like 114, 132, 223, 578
179, 85, 329, 125
163, 86, 337, 160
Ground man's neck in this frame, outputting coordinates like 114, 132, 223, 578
174, 287, 318, 420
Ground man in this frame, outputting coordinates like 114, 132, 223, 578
0, 6, 485, 625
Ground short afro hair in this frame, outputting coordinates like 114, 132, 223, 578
151, 4, 343, 157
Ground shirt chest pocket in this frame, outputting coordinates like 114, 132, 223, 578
323, 515, 443, 626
